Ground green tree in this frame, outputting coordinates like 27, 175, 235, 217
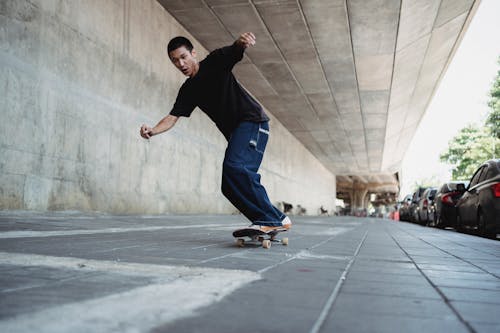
487, 58, 500, 138
440, 125, 491, 179
412, 175, 441, 189
440, 57, 500, 180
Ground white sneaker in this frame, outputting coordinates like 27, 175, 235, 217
258, 217, 292, 232
281, 216, 292, 227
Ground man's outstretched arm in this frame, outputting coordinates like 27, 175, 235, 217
140, 114, 178, 140
209, 32, 256, 70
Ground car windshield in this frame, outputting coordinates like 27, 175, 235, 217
486, 162, 500, 179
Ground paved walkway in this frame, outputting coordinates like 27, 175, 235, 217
0, 212, 499, 332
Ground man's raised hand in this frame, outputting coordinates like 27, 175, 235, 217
237, 32, 256, 49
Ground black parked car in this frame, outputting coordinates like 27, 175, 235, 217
399, 194, 412, 222
431, 181, 468, 228
456, 159, 500, 238
409, 187, 427, 223
417, 187, 437, 225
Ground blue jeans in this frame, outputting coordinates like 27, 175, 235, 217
222, 121, 285, 226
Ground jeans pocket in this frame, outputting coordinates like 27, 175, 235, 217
249, 123, 269, 154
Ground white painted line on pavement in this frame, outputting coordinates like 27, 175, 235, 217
0, 252, 241, 277
191, 243, 221, 250
0, 223, 242, 239
296, 250, 351, 261
0, 252, 260, 333
258, 227, 354, 274
198, 250, 249, 264
258, 256, 296, 274
304, 227, 354, 238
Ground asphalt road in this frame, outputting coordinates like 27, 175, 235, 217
0, 212, 499, 332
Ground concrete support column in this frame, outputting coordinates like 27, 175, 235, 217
352, 188, 368, 210
364, 193, 371, 209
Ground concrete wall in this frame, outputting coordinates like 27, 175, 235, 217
0, 0, 336, 215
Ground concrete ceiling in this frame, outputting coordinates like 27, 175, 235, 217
157, 0, 480, 193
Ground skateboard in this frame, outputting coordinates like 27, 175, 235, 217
232, 228, 289, 249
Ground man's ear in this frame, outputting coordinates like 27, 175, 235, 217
191, 48, 197, 58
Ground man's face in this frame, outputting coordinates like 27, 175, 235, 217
169, 46, 198, 77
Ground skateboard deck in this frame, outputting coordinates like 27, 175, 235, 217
232, 227, 288, 248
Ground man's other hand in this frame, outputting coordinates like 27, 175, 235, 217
140, 124, 154, 139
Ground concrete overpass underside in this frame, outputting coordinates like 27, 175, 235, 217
158, 0, 479, 210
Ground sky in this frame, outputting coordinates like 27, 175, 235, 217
399, 0, 500, 197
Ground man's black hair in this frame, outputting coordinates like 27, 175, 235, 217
167, 36, 193, 54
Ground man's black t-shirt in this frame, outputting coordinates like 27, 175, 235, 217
169, 43, 269, 141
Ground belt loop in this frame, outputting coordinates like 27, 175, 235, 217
258, 124, 270, 135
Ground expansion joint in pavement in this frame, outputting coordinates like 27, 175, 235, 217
388, 232, 477, 333
406, 232, 500, 280
310, 230, 368, 333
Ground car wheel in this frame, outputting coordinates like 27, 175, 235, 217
434, 214, 441, 228
478, 211, 496, 239
416, 211, 422, 225
456, 214, 464, 233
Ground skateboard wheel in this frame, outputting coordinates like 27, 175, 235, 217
262, 240, 271, 249
282, 237, 289, 246
236, 239, 245, 247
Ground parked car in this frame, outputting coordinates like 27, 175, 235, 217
432, 181, 468, 228
456, 159, 500, 238
398, 194, 412, 222
417, 187, 437, 225
409, 187, 427, 223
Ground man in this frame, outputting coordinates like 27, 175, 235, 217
139, 32, 291, 231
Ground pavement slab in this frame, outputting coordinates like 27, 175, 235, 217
0, 212, 499, 332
